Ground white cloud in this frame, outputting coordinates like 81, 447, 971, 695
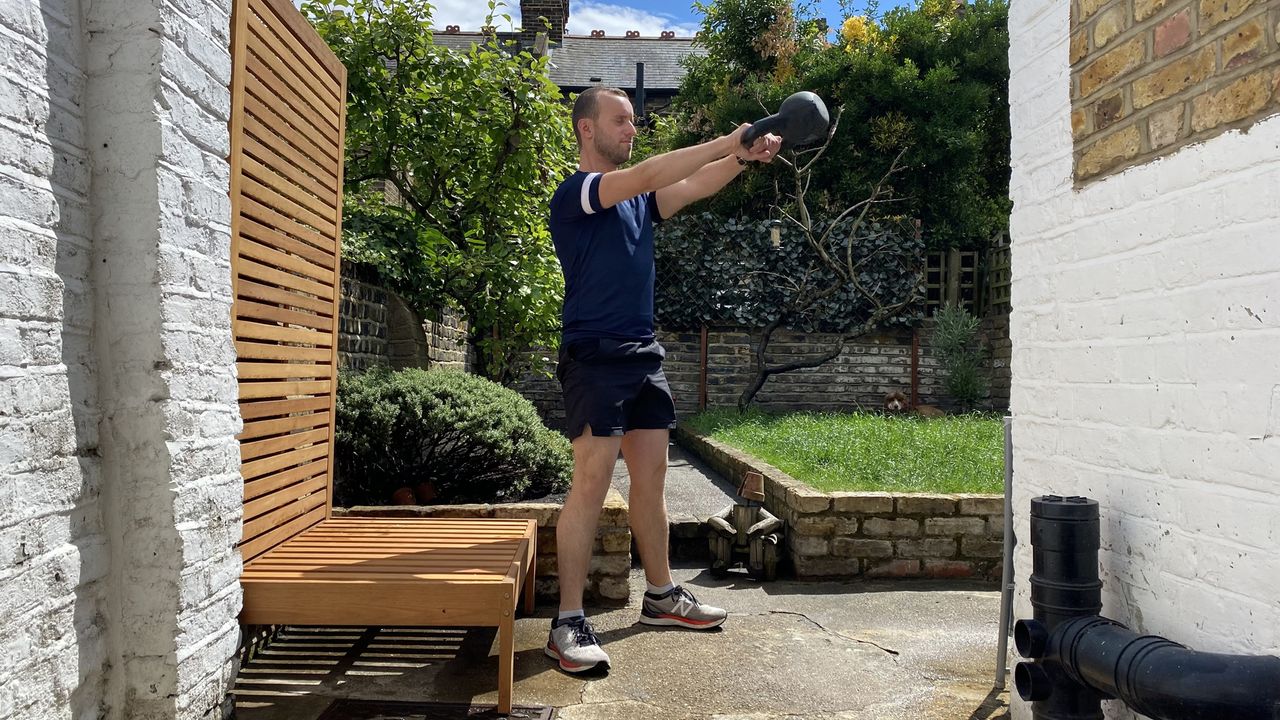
565, 2, 699, 36
427, 0, 699, 36
429, 0, 522, 31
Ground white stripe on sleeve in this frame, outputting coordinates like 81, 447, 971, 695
580, 172, 601, 215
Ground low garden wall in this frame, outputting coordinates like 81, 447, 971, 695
335, 489, 632, 606
676, 427, 1005, 580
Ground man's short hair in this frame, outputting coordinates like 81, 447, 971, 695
571, 86, 629, 145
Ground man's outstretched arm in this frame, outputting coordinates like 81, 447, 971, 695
596, 125, 750, 210
654, 134, 782, 219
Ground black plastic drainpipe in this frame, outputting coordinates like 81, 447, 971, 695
1014, 495, 1280, 720
1020, 495, 1108, 719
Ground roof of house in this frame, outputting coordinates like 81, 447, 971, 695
430, 32, 706, 90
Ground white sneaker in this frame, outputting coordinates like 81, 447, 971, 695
639, 585, 728, 630
545, 616, 610, 673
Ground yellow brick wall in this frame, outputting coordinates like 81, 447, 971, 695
1071, 0, 1280, 183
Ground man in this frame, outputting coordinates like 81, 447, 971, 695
545, 86, 781, 673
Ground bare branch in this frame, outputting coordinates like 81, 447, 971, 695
799, 106, 844, 175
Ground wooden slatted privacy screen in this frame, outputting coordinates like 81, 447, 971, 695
229, 0, 347, 562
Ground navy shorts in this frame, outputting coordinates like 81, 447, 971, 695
557, 338, 677, 439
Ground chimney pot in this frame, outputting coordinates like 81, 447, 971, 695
660, 30, 675, 39
445, 25, 460, 33
590, 29, 605, 38
625, 30, 639, 38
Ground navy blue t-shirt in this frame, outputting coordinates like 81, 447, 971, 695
550, 171, 664, 345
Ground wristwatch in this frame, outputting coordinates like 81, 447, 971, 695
737, 157, 749, 166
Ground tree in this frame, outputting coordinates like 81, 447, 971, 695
304, 0, 576, 384
735, 109, 924, 410
652, 0, 1010, 250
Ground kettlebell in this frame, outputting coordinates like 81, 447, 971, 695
742, 91, 831, 150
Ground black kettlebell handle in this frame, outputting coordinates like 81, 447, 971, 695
742, 114, 787, 147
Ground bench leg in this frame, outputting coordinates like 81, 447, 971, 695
498, 610, 514, 714
523, 564, 535, 615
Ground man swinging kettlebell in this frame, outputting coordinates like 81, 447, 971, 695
545, 89, 830, 675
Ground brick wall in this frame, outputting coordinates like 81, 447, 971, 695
518, 320, 1011, 432
338, 269, 390, 372
680, 429, 1005, 581
338, 266, 474, 373
1, 1, 109, 715
1011, 0, 1280, 717
1, 1, 243, 718
1070, 0, 1280, 182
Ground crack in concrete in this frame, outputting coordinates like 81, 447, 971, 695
764, 610, 901, 658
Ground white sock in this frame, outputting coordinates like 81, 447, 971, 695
557, 609, 585, 623
646, 581, 676, 596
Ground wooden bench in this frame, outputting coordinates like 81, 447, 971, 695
228, 0, 536, 712
239, 517, 536, 712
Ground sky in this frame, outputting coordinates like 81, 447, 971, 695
428, 0, 914, 38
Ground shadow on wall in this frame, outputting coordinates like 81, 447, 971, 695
32, 0, 112, 715
48, 0, 186, 715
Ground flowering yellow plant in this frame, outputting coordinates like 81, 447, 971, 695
840, 15, 875, 47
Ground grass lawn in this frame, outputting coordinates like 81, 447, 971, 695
684, 409, 1004, 494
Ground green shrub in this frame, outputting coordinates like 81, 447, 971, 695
931, 303, 987, 409
334, 368, 572, 506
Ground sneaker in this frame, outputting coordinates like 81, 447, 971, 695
639, 585, 727, 630
545, 617, 610, 673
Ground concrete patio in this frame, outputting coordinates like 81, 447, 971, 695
233, 565, 1010, 719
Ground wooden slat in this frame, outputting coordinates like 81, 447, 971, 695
242, 108, 338, 189
242, 489, 329, 542
243, 46, 340, 148
243, 155, 338, 227
236, 278, 334, 315
241, 427, 330, 462
244, 460, 328, 502
238, 395, 331, 420
236, 301, 334, 332
251, 0, 345, 100
236, 259, 334, 302
240, 505, 327, 561
259, 550, 523, 562
239, 411, 331, 441
235, 319, 333, 348
239, 380, 332, 401
240, 173, 335, 242
241, 568, 507, 581
243, 76, 339, 173
247, 557, 518, 571
323, 58, 346, 524
239, 236, 335, 286
236, 340, 334, 364
238, 361, 333, 380
240, 194, 336, 256
241, 443, 330, 481
238, 579, 509, 627
244, 475, 329, 520
244, 31, 340, 135
247, 4, 343, 116
242, 136, 337, 213
239, 214, 335, 269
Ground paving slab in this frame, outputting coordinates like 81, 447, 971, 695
609, 441, 739, 519
234, 566, 1010, 720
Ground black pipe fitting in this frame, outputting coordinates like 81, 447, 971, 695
1019, 614, 1280, 719
1016, 495, 1280, 720
1022, 496, 1108, 719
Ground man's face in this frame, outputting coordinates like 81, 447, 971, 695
589, 94, 637, 165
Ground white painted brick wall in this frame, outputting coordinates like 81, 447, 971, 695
1008, 1, 1280, 718
1, 1, 108, 717
1, 0, 241, 718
